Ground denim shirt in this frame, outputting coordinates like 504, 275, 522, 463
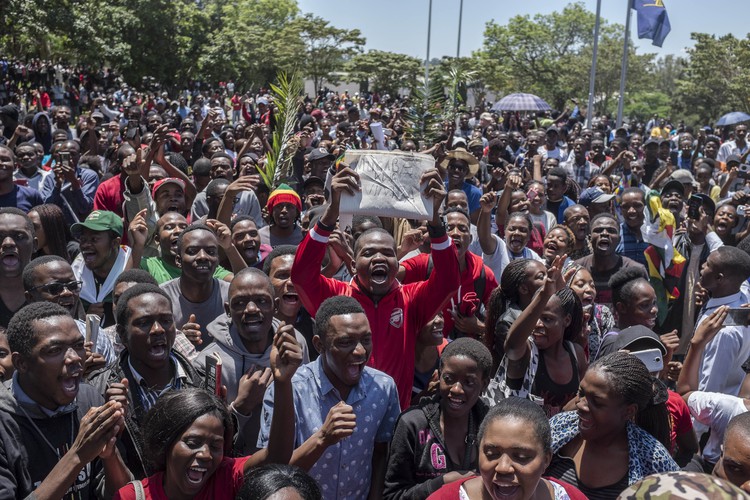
258, 358, 401, 500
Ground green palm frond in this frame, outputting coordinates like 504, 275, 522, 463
403, 76, 445, 147
445, 65, 477, 124
257, 70, 304, 190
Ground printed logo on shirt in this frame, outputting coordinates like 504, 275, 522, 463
430, 443, 447, 470
390, 308, 403, 328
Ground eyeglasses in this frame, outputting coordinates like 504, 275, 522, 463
30, 280, 83, 295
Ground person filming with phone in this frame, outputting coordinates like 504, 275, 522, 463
39, 140, 99, 225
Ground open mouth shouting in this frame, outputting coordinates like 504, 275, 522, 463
491, 482, 521, 499
0, 250, 20, 271
60, 366, 83, 400
148, 336, 170, 362
370, 264, 390, 285
507, 235, 525, 254
345, 360, 366, 381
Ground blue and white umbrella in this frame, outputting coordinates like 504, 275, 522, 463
491, 93, 552, 112
716, 111, 750, 127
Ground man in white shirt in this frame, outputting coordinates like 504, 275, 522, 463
717, 124, 749, 162
696, 246, 750, 396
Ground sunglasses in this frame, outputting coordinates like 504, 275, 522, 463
30, 280, 83, 295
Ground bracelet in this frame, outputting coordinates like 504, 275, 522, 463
317, 220, 335, 232
229, 401, 252, 418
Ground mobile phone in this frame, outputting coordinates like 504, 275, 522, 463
739, 205, 748, 217
205, 353, 223, 397
740, 164, 750, 180
723, 308, 750, 326
59, 151, 71, 165
526, 188, 538, 202
687, 194, 702, 220
85, 314, 101, 353
631, 349, 664, 373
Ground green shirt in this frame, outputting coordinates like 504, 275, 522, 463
141, 257, 232, 284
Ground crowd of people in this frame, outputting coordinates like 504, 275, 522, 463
1, 67, 750, 500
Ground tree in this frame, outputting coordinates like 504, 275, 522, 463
197, 0, 300, 90
477, 2, 655, 115
674, 33, 750, 123
289, 13, 364, 92
346, 50, 422, 96
623, 91, 672, 122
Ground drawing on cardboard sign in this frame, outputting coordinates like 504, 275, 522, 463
339, 150, 435, 220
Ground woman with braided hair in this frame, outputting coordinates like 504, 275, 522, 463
501, 257, 587, 417
546, 351, 679, 499
484, 258, 547, 368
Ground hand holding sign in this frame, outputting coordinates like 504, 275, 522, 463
339, 150, 437, 220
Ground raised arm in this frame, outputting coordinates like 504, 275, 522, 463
245, 324, 302, 470
504, 257, 564, 362
152, 125, 197, 207
677, 305, 729, 398
290, 167, 357, 316
477, 191, 499, 255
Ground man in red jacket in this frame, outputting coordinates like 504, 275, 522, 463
292, 166, 460, 409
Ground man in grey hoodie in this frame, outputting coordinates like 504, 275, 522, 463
193, 266, 309, 454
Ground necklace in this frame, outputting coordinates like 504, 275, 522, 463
17, 401, 75, 460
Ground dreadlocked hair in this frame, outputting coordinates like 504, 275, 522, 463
553, 287, 584, 342
483, 259, 540, 361
591, 352, 672, 450
29, 204, 72, 262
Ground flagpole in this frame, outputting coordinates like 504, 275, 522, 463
425, 0, 432, 85
457, 0, 464, 57
617, 0, 633, 127
586, 0, 602, 129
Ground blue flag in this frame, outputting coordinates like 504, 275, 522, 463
632, 0, 671, 47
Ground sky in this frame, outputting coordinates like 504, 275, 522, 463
297, 0, 750, 61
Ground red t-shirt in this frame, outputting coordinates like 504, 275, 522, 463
427, 476, 587, 500
666, 389, 693, 454
401, 252, 497, 339
113, 456, 249, 500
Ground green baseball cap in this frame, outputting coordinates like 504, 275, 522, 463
71, 210, 123, 237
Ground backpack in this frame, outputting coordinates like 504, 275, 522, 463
425, 255, 486, 339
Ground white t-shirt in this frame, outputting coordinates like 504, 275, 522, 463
688, 391, 748, 463
482, 234, 543, 280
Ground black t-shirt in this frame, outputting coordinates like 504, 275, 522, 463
575, 254, 643, 309
547, 199, 563, 218
0, 296, 24, 328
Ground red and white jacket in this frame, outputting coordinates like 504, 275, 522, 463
292, 222, 460, 410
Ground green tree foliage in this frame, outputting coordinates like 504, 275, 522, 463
345, 50, 423, 96
674, 33, 750, 123
623, 91, 672, 122
478, 2, 654, 115
290, 14, 364, 92
197, 0, 300, 90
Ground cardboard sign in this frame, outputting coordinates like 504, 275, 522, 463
339, 150, 435, 220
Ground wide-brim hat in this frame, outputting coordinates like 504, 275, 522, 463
441, 147, 480, 178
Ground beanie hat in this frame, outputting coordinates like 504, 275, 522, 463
266, 183, 302, 213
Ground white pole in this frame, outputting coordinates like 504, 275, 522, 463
457, 0, 464, 58
617, 0, 633, 127
425, 0, 433, 85
586, 0, 602, 129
